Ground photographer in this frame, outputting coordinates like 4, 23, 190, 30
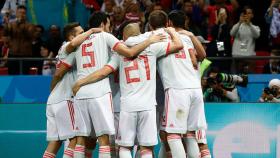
259, 79, 280, 102
203, 68, 240, 102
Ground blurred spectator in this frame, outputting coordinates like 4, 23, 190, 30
208, 7, 231, 72
230, 6, 260, 73
3, 5, 35, 74
265, 0, 280, 48
111, 6, 125, 38
1, 0, 26, 24
201, 0, 239, 33
259, 78, 280, 102
101, 0, 116, 15
32, 24, 45, 74
46, 25, 63, 58
183, 0, 206, 36
203, 67, 240, 102
263, 49, 280, 74
40, 43, 55, 76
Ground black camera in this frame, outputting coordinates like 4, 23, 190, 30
264, 87, 278, 97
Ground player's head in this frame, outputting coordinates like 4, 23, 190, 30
16, 5, 27, 22
148, 10, 168, 30
63, 22, 84, 42
122, 23, 141, 41
168, 10, 186, 29
89, 12, 111, 32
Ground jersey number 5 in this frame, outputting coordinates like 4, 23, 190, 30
82, 42, 95, 68
124, 55, 150, 84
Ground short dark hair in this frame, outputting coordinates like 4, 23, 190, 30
88, 11, 109, 28
36, 25, 45, 33
17, 5, 27, 10
148, 10, 168, 30
63, 22, 80, 41
168, 10, 186, 29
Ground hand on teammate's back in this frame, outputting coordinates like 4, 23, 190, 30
147, 33, 166, 43
72, 81, 82, 96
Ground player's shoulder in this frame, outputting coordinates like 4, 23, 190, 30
57, 41, 70, 59
125, 35, 146, 47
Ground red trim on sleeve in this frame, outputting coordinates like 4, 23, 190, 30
105, 65, 116, 72
165, 42, 171, 55
112, 42, 121, 51
60, 61, 72, 69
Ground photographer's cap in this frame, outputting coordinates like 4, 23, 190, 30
269, 79, 280, 88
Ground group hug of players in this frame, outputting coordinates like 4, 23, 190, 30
43, 10, 211, 158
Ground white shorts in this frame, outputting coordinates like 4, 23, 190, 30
74, 93, 115, 137
116, 108, 158, 147
46, 100, 76, 141
160, 88, 207, 134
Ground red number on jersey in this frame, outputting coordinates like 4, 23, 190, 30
175, 49, 186, 59
82, 42, 95, 68
124, 59, 140, 83
139, 55, 150, 80
124, 55, 151, 84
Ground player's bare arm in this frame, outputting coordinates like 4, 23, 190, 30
189, 49, 198, 70
114, 33, 166, 58
164, 27, 184, 53
50, 64, 70, 91
178, 30, 206, 61
72, 66, 113, 95
66, 28, 102, 53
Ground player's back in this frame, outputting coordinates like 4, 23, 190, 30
75, 32, 120, 99
157, 34, 201, 90
117, 35, 168, 112
47, 42, 77, 105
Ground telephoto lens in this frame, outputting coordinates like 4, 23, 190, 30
216, 73, 248, 87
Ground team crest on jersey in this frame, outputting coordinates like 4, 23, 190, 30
169, 123, 174, 127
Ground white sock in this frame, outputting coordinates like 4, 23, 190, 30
99, 146, 111, 158
119, 147, 132, 158
183, 134, 200, 158
167, 134, 186, 158
201, 149, 211, 158
74, 145, 86, 158
158, 143, 167, 158
85, 149, 93, 158
63, 147, 74, 158
140, 149, 153, 158
43, 151, 56, 158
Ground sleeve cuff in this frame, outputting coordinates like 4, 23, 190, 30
105, 65, 116, 72
165, 42, 171, 55
112, 42, 121, 51
60, 61, 72, 69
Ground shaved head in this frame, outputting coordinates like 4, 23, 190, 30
123, 23, 141, 41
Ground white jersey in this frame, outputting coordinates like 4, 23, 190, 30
109, 70, 121, 113
47, 42, 77, 105
158, 34, 201, 89
75, 32, 121, 99
107, 35, 170, 112
140, 29, 201, 89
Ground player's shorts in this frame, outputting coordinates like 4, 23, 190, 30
116, 108, 158, 147
46, 100, 76, 141
160, 88, 207, 134
74, 93, 115, 137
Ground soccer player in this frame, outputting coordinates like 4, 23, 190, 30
72, 22, 183, 158
71, 12, 166, 158
158, 10, 208, 158
43, 23, 101, 158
